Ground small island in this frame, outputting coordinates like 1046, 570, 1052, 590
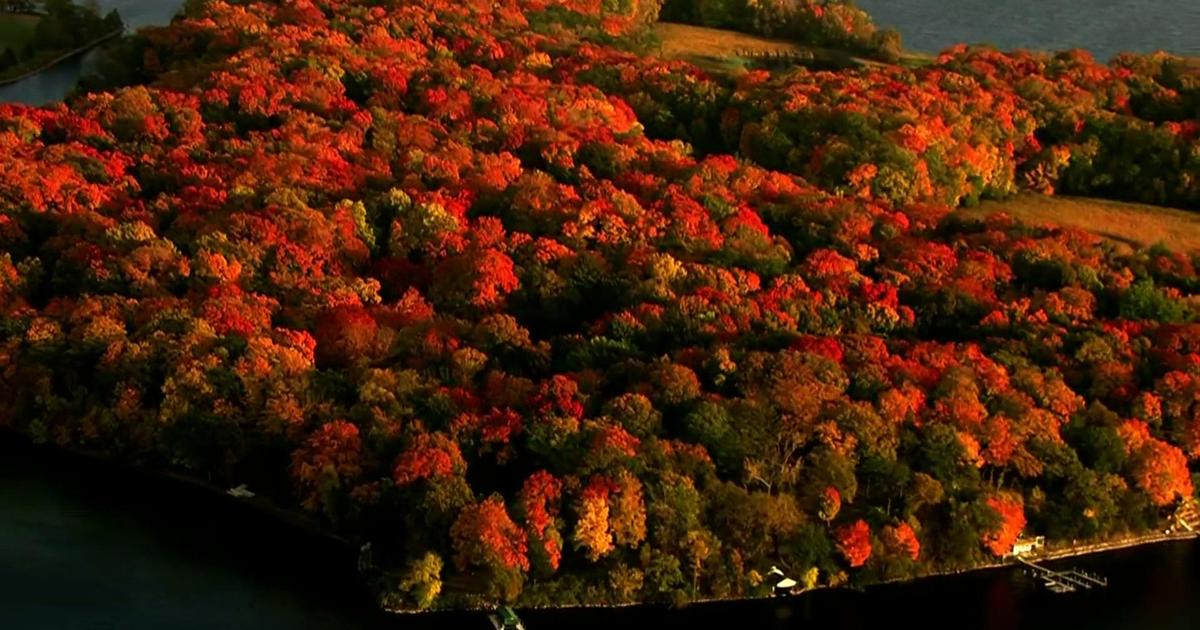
0, 0, 123, 85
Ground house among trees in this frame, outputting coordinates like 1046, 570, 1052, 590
1010, 536, 1046, 557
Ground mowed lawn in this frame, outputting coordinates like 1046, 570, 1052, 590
652, 21, 933, 69
0, 13, 40, 54
962, 193, 1200, 253
654, 22, 802, 60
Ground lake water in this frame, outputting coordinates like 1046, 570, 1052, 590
4, 435, 1200, 630
0, 439, 386, 630
857, 0, 1200, 60
0, 0, 184, 105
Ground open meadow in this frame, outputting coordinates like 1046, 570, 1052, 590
964, 193, 1200, 252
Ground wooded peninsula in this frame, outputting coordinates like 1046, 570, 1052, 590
1, 0, 1199, 614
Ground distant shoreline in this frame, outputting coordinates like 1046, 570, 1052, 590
0, 28, 123, 88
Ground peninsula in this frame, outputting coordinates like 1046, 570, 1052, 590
1, 0, 1199, 617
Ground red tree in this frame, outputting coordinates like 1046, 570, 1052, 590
451, 495, 530, 573
982, 494, 1026, 557
393, 433, 467, 486
836, 520, 873, 568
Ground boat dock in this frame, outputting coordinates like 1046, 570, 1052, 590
1174, 499, 1200, 532
1016, 556, 1108, 593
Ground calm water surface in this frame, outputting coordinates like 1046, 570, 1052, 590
857, 0, 1200, 60
0, 441, 390, 630
0, 0, 185, 105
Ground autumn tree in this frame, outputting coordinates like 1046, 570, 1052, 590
450, 496, 529, 602
981, 494, 1026, 557
835, 519, 873, 568
290, 419, 363, 519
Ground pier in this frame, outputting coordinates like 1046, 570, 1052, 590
1174, 499, 1200, 532
1016, 556, 1108, 593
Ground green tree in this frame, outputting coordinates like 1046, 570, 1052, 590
395, 553, 443, 610
1119, 279, 1189, 323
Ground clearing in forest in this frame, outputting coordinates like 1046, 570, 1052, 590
962, 193, 1200, 253
651, 21, 931, 70
653, 21, 804, 59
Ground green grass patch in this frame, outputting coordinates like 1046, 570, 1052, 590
0, 13, 40, 54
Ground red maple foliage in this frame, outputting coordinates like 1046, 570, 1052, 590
883, 522, 921, 561
393, 433, 466, 486
836, 520, 873, 568
451, 495, 530, 573
982, 494, 1026, 557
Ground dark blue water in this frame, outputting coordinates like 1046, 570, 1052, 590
559, 541, 1200, 630
858, 0, 1200, 60
0, 0, 184, 105
0, 440, 386, 630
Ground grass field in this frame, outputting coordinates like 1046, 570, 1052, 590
654, 22, 803, 60
652, 21, 933, 72
0, 13, 39, 54
962, 193, 1200, 253
651, 22, 805, 73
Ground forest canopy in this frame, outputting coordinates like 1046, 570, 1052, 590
1, 0, 1199, 611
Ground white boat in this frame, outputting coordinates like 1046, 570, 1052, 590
225, 484, 255, 498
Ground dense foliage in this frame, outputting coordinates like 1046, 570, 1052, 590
1, 0, 1199, 611
575, 43, 1200, 208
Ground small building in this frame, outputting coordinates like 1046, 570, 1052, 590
1011, 535, 1046, 556
767, 566, 797, 595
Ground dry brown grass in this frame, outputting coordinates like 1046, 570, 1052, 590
652, 21, 931, 74
962, 193, 1200, 253
653, 22, 802, 60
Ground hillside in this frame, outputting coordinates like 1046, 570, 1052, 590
0, 0, 1199, 615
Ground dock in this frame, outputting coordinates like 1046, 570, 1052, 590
1016, 556, 1108, 593
1174, 499, 1200, 532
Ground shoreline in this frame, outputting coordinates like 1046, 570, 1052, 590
0, 28, 124, 88
0, 428, 347, 546
1, 431, 1195, 619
